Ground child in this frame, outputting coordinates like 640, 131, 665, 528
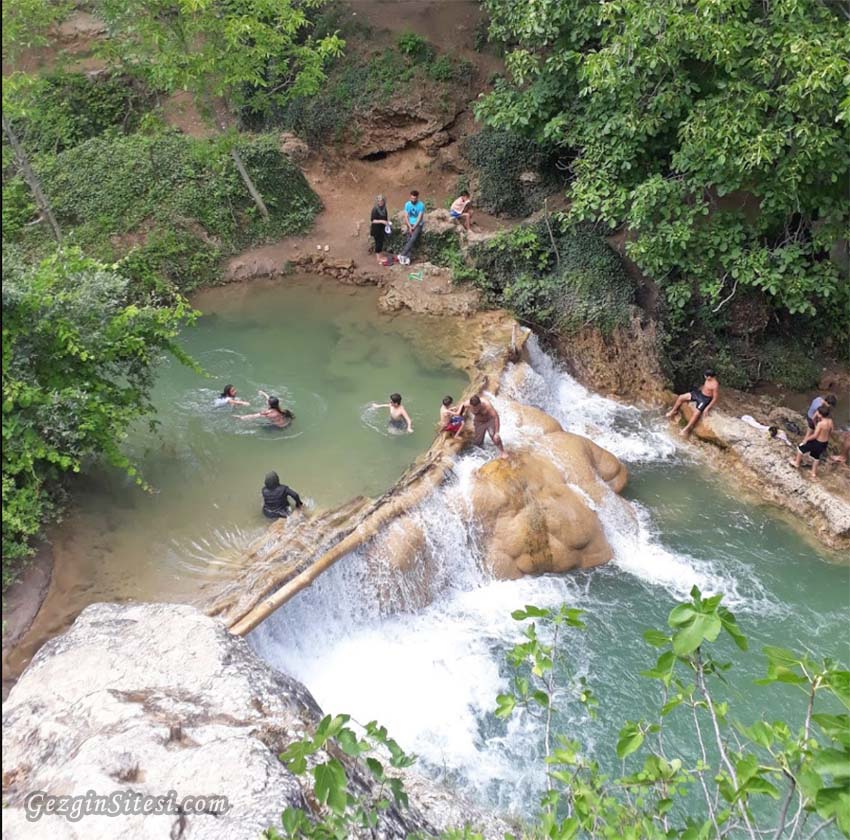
372, 393, 413, 433
440, 395, 466, 438
449, 192, 473, 232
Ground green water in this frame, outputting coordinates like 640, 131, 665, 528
16, 276, 467, 654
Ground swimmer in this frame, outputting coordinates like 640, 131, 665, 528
462, 394, 506, 457
372, 393, 413, 433
666, 369, 720, 436
261, 471, 303, 519
214, 384, 250, 407
790, 403, 833, 479
440, 395, 466, 439
238, 394, 294, 428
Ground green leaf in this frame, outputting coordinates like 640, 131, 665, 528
312, 759, 348, 813
672, 613, 722, 655
495, 693, 517, 719
616, 722, 644, 759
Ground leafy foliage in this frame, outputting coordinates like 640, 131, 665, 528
93, 0, 345, 118
6, 130, 321, 291
461, 128, 562, 217
3, 70, 153, 156
270, 591, 850, 839
2, 248, 195, 583
466, 220, 636, 333
476, 0, 850, 344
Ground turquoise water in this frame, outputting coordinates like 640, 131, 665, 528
9, 276, 467, 674
251, 339, 850, 819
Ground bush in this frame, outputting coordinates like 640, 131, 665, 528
467, 221, 635, 334
396, 31, 435, 64
461, 128, 562, 217
2, 248, 195, 585
5, 131, 321, 285
4, 70, 153, 156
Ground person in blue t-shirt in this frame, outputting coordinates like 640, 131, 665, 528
806, 393, 836, 430
399, 189, 425, 265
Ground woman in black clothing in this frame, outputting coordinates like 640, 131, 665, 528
371, 194, 391, 264
262, 471, 303, 519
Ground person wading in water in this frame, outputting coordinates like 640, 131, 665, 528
261, 472, 303, 518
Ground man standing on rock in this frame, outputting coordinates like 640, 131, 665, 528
791, 403, 834, 479
465, 394, 507, 458
399, 189, 425, 266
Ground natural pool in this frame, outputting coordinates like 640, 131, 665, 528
251, 338, 850, 818
6, 275, 468, 675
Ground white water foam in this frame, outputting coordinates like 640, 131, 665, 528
249, 340, 782, 814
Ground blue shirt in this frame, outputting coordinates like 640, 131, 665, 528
404, 200, 425, 228
807, 397, 824, 420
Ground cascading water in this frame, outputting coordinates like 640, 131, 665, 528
250, 337, 849, 816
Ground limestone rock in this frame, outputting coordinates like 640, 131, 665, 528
466, 404, 628, 578
1, 603, 510, 840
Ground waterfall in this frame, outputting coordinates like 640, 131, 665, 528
249, 338, 786, 815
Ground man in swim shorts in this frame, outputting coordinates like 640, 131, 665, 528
791, 403, 833, 479
440, 395, 466, 438
666, 369, 720, 437
449, 192, 473, 232
805, 393, 837, 431
464, 394, 506, 457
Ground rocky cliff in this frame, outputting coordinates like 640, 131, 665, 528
1, 603, 511, 840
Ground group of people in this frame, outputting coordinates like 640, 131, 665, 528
370, 189, 474, 267
215, 383, 506, 520
666, 371, 847, 480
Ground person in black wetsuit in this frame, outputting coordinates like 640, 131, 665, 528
262, 471, 303, 519
371, 195, 391, 265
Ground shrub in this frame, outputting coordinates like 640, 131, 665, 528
7, 131, 321, 277
4, 70, 153, 156
2, 247, 195, 584
468, 222, 635, 334
396, 31, 434, 64
461, 128, 562, 217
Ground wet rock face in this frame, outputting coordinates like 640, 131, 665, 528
1, 603, 509, 840
469, 404, 629, 578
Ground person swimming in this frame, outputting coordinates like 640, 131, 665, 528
371, 393, 413, 433
214, 384, 250, 407
440, 395, 465, 438
261, 471, 303, 518
238, 393, 294, 428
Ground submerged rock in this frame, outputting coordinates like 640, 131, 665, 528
1, 603, 512, 840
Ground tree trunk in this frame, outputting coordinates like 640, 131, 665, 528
2, 112, 62, 243
229, 146, 270, 221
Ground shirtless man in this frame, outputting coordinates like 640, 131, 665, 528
830, 427, 850, 466
372, 393, 413, 433
464, 394, 506, 457
666, 369, 720, 437
790, 403, 833, 479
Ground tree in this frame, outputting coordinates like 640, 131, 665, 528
2, 248, 195, 581
475, 0, 849, 335
1, 0, 70, 243
94, 0, 344, 220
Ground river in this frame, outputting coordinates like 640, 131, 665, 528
250, 336, 850, 817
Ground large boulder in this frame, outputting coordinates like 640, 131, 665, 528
469, 404, 628, 578
1, 603, 510, 840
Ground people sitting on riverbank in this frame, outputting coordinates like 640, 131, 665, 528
238, 392, 294, 428
449, 191, 473, 232
261, 471, 303, 519
372, 393, 413, 434
214, 384, 250, 407
398, 189, 425, 266
790, 403, 833, 479
440, 395, 466, 438
666, 370, 720, 437
806, 393, 837, 431
370, 194, 391, 265
464, 394, 506, 457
